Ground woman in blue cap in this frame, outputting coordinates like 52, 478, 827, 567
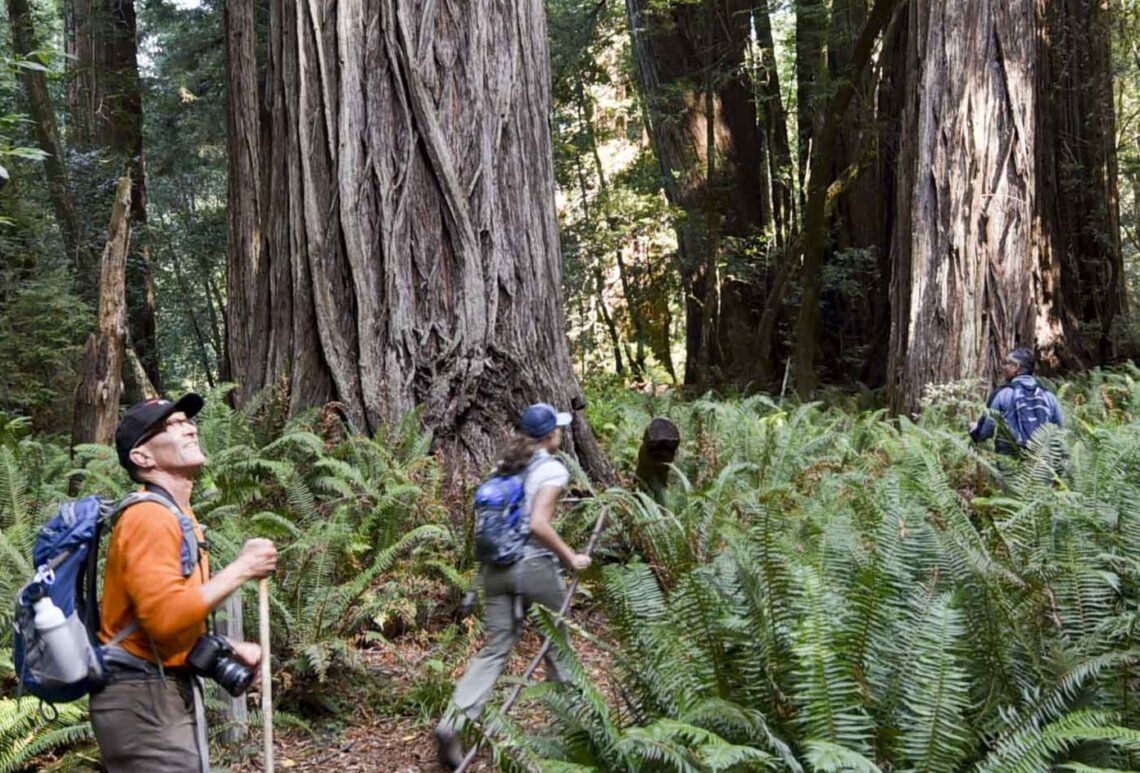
433, 402, 591, 769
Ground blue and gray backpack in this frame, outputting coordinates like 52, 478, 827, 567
473, 459, 543, 566
1009, 382, 1053, 447
13, 490, 200, 704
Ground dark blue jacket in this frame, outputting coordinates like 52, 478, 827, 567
970, 375, 1063, 454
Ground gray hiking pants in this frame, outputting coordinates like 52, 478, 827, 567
90, 671, 210, 773
443, 555, 571, 729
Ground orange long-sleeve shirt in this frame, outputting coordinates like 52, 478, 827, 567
99, 500, 210, 667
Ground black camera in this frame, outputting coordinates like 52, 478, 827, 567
186, 633, 254, 697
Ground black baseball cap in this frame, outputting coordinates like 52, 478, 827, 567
115, 394, 204, 472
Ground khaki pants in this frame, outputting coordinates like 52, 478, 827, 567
443, 555, 571, 730
90, 675, 209, 773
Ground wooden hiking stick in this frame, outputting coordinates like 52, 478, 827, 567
454, 505, 609, 773
259, 578, 274, 773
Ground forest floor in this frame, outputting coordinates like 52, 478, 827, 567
225, 605, 616, 773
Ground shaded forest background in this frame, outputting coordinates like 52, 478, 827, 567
0, 0, 1139, 463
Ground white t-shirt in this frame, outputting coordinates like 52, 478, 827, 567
522, 450, 569, 560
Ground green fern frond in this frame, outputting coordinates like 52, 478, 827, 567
791, 567, 875, 755
976, 708, 1140, 773
897, 593, 973, 773
803, 740, 880, 772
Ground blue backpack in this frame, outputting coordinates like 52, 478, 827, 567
473, 459, 544, 566
1009, 382, 1054, 447
13, 491, 200, 704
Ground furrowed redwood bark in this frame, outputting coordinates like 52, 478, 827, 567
886, 0, 1122, 413
227, 0, 611, 480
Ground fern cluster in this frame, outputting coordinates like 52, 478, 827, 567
501, 382, 1140, 771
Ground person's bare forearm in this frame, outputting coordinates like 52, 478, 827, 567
196, 560, 252, 612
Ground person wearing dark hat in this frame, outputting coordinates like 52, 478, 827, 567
90, 395, 277, 773
969, 347, 1063, 455
433, 403, 590, 769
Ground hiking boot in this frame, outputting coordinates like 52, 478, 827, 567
432, 724, 465, 770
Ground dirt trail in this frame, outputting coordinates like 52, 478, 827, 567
228, 608, 616, 773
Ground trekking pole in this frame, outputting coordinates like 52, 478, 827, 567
454, 505, 609, 773
259, 578, 274, 773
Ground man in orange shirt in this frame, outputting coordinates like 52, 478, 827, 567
90, 394, 277, 772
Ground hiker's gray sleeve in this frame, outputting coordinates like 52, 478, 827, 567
971, 388, 1011, 443
971, 416, 995, 442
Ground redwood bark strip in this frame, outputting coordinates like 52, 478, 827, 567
229, 0, 611, 480
891, 0, 1040, 413
224, 0, 268, 394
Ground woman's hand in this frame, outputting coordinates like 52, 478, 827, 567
569, 553, 592, 571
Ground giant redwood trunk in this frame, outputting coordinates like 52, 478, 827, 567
226, 0, 611, 479
886, 0, 1121, 414
65, 0, 161, 393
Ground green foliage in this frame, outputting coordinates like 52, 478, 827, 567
0, 391, 458, 766
484, 371, 1140, 771
139, 0, 229, 389
549, 0, 681, 382
0, 698, 92, 773
185, 394, 456, 689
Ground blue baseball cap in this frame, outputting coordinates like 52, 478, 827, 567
519, 403, 572, 438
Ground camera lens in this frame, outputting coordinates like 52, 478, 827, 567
214, 658, 254, 697
188, 633, 254, 697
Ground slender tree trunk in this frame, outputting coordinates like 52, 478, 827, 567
594, 265, 626, 375
7, 0, 86, 271
795, 0, 826, 210
227, 0, 611, 480
825, 0, 884, 385
752, 0, 797, 381
170, 248, 217, 387
65, 0, 161, 392
72, 177, 131, 447
886, 0, 1121, 413
862, 4, 907, 387
579, 79, 648, 378
570, 120, 625, 376
754, 1, 795, 248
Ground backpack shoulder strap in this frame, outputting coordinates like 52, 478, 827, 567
112, 492, 201, 578
986, 384, 1010, 408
